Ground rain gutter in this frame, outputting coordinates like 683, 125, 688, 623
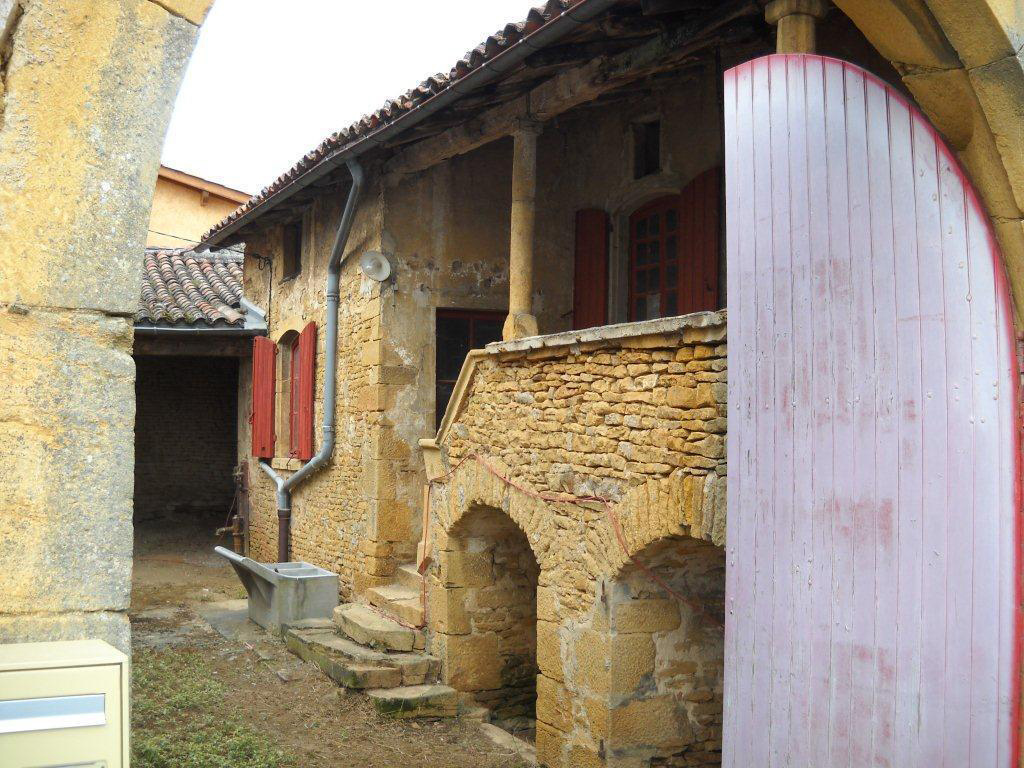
199, 0, 619, 251
132, 325, 265, 336
258, 159, 365, 562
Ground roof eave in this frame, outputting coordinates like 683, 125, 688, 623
199, 0, 620, 251
133, 324, 266, 336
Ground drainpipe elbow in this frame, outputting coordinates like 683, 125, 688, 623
276, 489, 291, 513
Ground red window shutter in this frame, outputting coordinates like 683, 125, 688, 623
250, 336, 276, 458
678, 167, 721, 314
573, 208, 609, 330
295, 321, 317, 461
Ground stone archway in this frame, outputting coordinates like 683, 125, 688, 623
440, 504, 541, 740
599, 535, 726, 767
0, 0, 214, 651
836, 0, 1024, 320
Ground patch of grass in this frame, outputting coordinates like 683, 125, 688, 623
132, 648, 294, 768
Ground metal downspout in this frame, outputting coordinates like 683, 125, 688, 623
258, 159, 365, 562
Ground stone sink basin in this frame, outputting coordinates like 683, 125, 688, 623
214, 546, 339, 634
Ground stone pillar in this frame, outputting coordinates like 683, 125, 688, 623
0, 0, 212, 653
765, 0, 829, 54
503, 120, 542, 341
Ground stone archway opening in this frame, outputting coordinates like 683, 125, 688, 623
443, 504, 540, 741
607, 535, 726, 767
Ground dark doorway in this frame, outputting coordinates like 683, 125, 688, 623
134, 355, 238, 524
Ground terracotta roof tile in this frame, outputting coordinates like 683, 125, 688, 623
202, 0, 581, 243
137, 248, 245, 328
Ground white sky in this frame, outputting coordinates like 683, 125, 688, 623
161, 0, 532, 195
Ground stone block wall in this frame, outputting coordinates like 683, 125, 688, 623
611, 537, 725, 766
422, 312, 727, 767
238, 184, 396, 593
0, 0, 209, 652
134, 355, 238, 520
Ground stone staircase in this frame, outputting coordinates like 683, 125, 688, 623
285, 602, 457, 718
365, 562, 425, 626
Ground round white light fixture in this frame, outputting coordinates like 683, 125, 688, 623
359, 251, 392, 282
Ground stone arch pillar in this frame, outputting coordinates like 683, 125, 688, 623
834, 0, 1024, 320
436, 503, 541, 732
0, 0, 214, 652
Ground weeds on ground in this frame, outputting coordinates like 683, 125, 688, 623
132, 647, 294, 768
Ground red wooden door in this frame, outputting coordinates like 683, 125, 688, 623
724, 54, 1020, 767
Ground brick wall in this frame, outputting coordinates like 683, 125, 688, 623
133, 355, 238, 520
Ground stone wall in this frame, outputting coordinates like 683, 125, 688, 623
612, 537, 725, 766
0, 0, 210, 652
422, 312, 727, 767
134, 355, 238, 520
238, 179, 388, 593
376, 61, 726, 576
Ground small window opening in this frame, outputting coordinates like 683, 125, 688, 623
281, 221, 302, 281
435, 309, 504, 428
633, 119, 661, 179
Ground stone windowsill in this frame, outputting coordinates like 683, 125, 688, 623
270, 457, 304, 471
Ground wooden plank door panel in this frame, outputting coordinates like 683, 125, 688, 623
723, 53, 1021, 767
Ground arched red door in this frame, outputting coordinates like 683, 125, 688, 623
724, 54, 1021, 767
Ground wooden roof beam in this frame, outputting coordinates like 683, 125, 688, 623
384, 0, 760, 178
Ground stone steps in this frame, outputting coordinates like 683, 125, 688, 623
395, 562, 423, 591
284, 613, 462, 720
334, 602, 424, 651
285, 623, 440, 689
366, 684, 458, 718
366, 581, 424, 627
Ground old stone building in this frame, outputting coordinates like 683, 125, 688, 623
198, 0, 1024, 766
147, 165, 251, 248
133, 247, 265, 534
132, 164, 262, 542
0, 0, 214, 653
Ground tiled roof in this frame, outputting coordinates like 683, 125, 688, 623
137, 248, 246, 328
202, 0, 586, 244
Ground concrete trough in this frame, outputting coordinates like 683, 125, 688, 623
214, 546, 339, 634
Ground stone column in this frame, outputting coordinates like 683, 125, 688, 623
765, 0, 829, 54
503, 120, 542, 341
0, 0, 212, 654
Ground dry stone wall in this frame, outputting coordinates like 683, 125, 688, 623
424, 312, 727, 767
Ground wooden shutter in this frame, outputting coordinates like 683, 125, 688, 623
295, 321, 317, 461
724, 54, 1021, 767
677, 167, 720, 314
573, 208, 608, 330
250, 336, 276, 458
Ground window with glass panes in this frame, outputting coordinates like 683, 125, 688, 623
628, 196, 681, 321
627, 169, 721, 321
435, 309, 505, 428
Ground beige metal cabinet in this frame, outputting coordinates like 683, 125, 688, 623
0, 639, 129, 768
